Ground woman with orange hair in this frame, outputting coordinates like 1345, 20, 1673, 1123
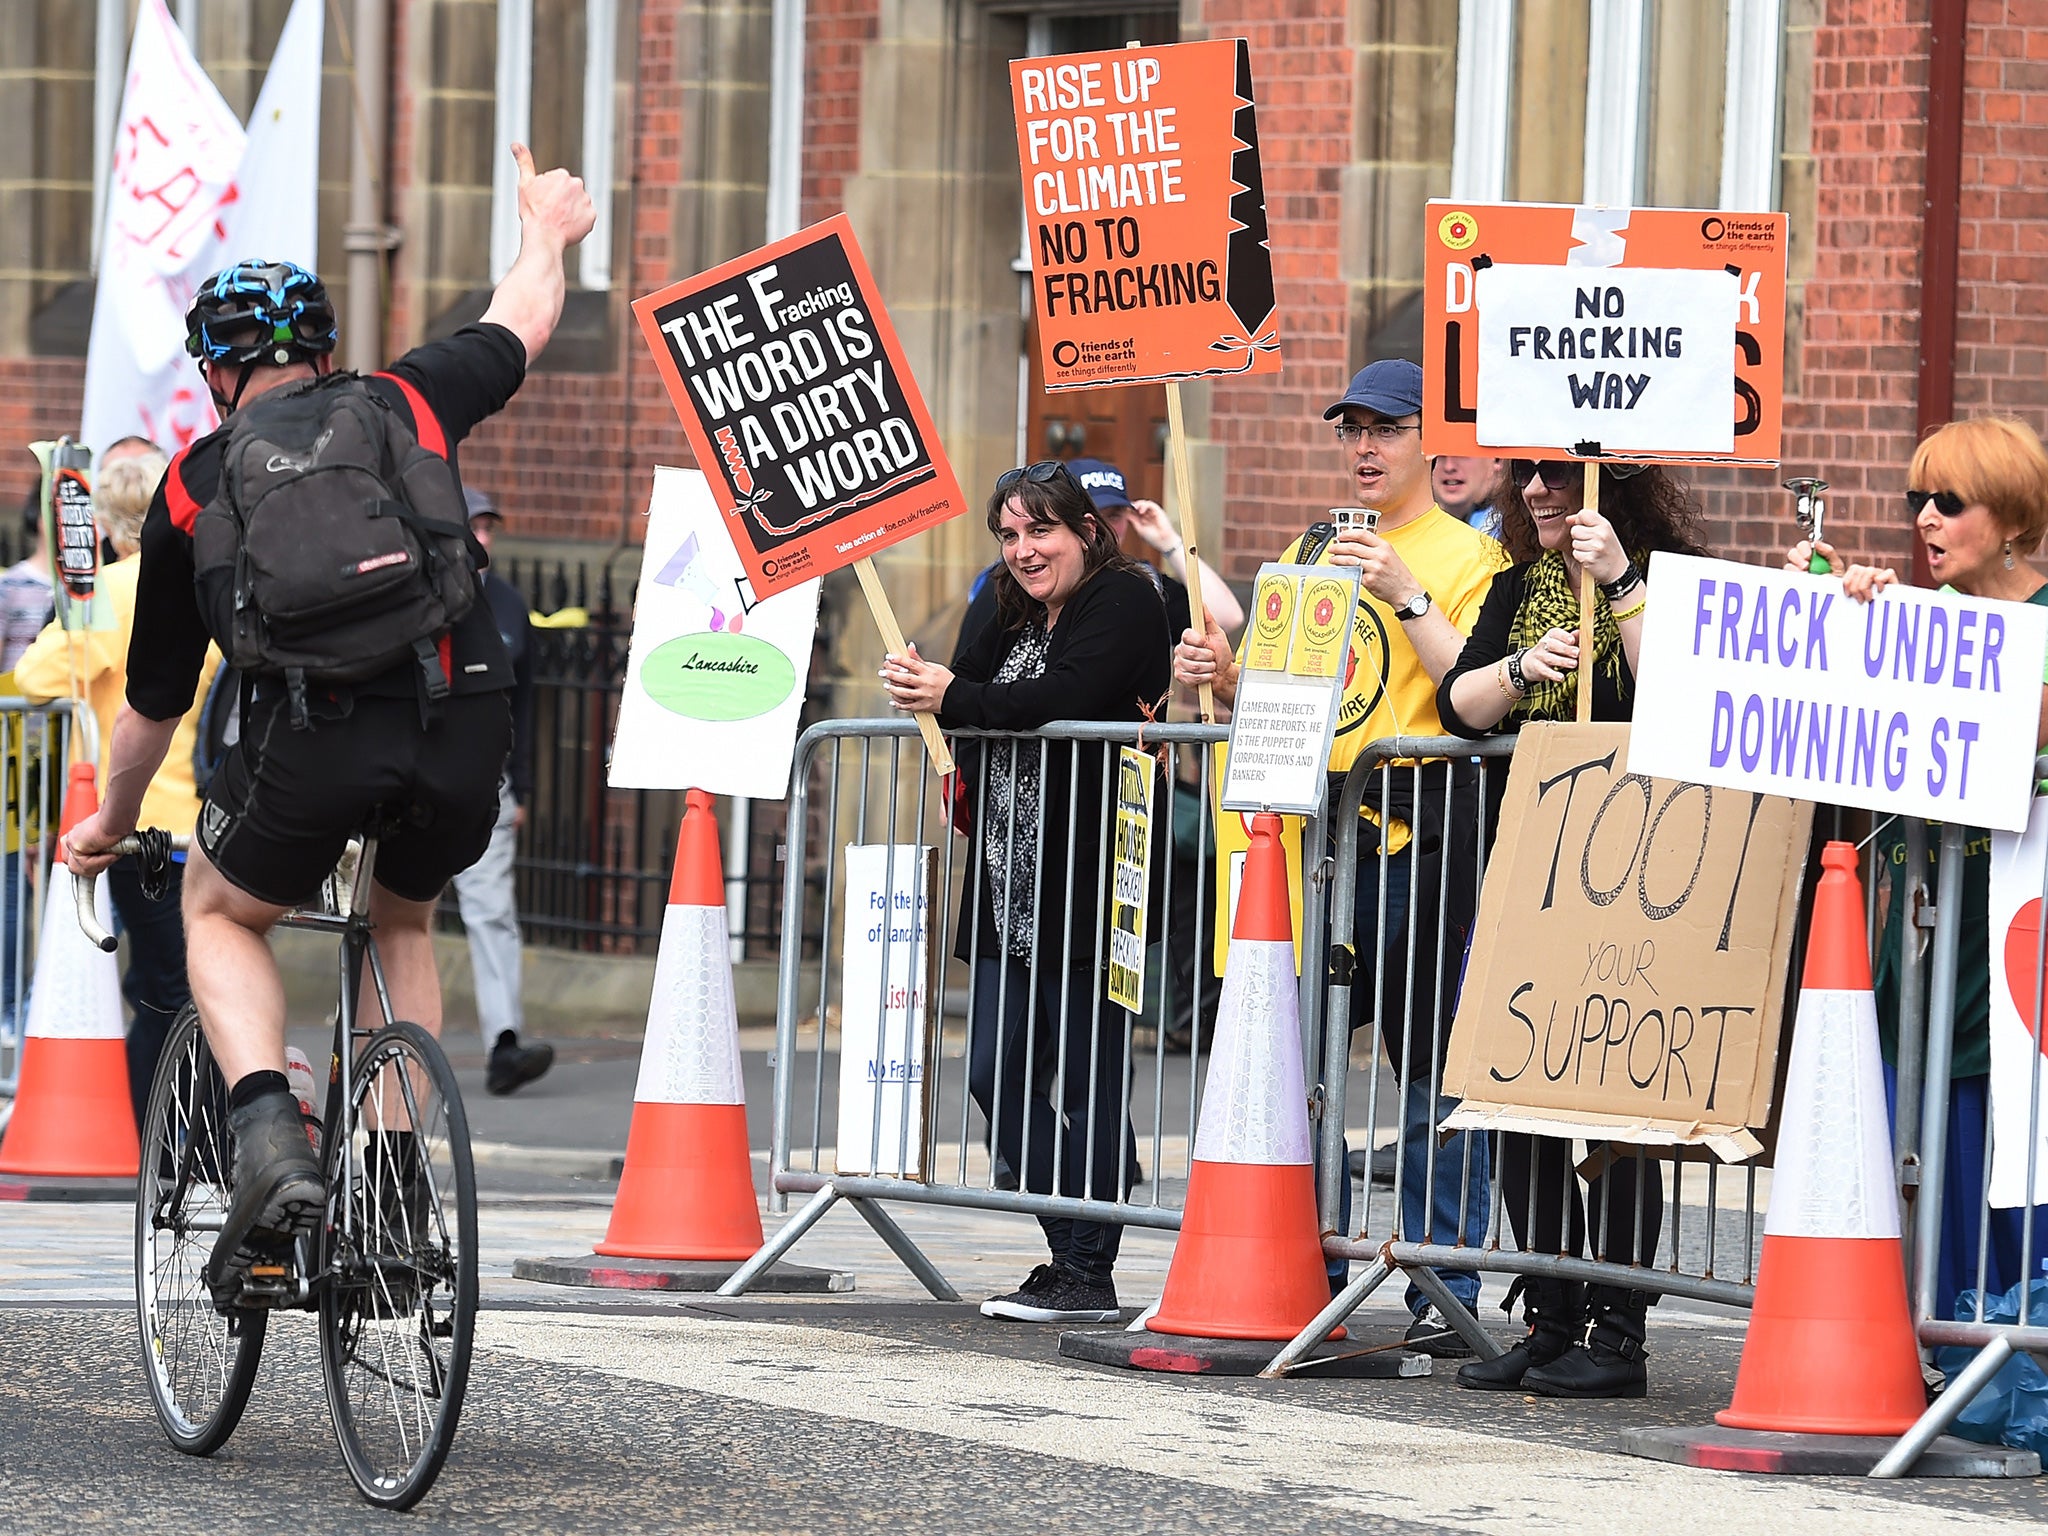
1789, 415, 2048, 1321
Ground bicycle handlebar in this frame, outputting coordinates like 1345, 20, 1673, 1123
70, 833, 188, 954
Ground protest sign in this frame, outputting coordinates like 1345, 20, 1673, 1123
1424, 201, 1787, 465
1990, 809, 2048, 1209
1209, 791, 1305, 977
836, 844, 941, 1180
610, 467, 821, 796
1629, 553, 2048, 834
1442, 722, 1812, 1157
633, 214, 967, 771
1108, 747, 1155, 1012
28, 441, 112, 633
1010, 38, 1278, 391
1220, 563, 1360, 816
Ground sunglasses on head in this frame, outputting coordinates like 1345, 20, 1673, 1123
1905, 488, 1967, 518
1509, 459, 1577, 491
995, 460, 1076, 494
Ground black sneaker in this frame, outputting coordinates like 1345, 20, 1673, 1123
1404, 1305, 1477, 1358
205, 1090, 325, 1309
487, 1031, 554, 1096
981, 1265, 1119, 1324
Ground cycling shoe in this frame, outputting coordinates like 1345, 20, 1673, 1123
206, 1089, 325, 1309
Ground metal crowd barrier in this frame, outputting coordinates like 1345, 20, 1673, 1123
0, 699, 78, 1112
725, 716, 1247, 1297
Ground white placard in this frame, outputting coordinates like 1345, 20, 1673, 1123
1220, 563, 1358, 816
1988, 804, 2048, 1210
610, 467, 822, 794
1629, 553, 2048, 833
1474, 264, 1738, 455
835, 844, 937, 1180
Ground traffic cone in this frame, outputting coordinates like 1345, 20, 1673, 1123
0, 761, 138, 1188
1716, 840, 1925, 1434
1147, 812, 1338, 1341
592, 789, 763, 1260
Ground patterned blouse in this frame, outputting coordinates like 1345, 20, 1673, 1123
981, 621, 1050, 958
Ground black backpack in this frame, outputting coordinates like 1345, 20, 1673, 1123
191, 372, 482, 726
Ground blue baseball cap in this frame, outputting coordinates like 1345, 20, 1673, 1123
1065, 457, 1132, 511
1324, 358, 1424, 421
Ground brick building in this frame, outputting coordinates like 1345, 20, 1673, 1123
1, 0, 2042, 710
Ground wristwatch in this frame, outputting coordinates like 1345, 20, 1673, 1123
1393, 591, 1433, 621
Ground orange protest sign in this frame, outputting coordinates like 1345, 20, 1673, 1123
1011, 39, 1280, 390
632, 214, 969, 599
1422, 201, 1787, 465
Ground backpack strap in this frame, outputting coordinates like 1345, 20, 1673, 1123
412, 638, 451, 729
375, 372, 447, 459
165, 450, 203, 535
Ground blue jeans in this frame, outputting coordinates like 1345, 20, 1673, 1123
1326, 837, 1489, 1315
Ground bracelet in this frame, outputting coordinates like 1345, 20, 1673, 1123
1504, 649, 1529, 694
1612, 595, 1648, 623
1598, 563, 1644, 602
1494, 660, 1521, 701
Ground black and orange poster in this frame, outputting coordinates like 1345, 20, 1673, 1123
632, 215, 969, 598
1422, 201, 1787, 465
1011, 39, 1280, 390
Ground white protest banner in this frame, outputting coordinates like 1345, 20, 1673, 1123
1629, 553, 2048, 833
217, 0, 324, 268
1107, 747, 1154, 1012
836, 844, 939, 1180
1220, 563, 1359, 816
610, 467, 821, 796
1989, 808, 2048, 1209
1474, 265, 1738, 456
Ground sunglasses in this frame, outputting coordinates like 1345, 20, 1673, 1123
1905, 488, 1967, 518
995, 460, 1076, 494
1509, 459, 1578, 492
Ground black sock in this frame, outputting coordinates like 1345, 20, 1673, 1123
228, 1070, 292, 1114
493, 1030, 519, 1052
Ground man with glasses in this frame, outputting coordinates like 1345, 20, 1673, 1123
1173, 357, 1503, 1354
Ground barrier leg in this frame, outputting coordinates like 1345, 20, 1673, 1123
1401, 1261, 1502, 1360
1261, 1255, 1394, 1377
847, 1196, 958, 1301
1868, 1336, 2013, 1479
717, 1185, 841, 1296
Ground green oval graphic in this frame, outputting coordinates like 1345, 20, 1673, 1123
642, 632, 795, 722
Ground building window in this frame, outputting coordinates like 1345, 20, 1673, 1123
490, 0, 620, 290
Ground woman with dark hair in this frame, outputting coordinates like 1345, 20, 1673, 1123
883, 460, 1171, 1324
1435, 458, 1709, 1399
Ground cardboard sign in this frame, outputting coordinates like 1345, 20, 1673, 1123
1107, 746, 1154, 1013
1424, 201, 1787, 464
1442, 722, 1812, 1157
836, 844, 941, 1180
1011, 39, 1280, 390
1221, 563, 1361, 816
1474, 265, 1739, 456
1629, 553, 2048, 834
632, 214, 969, 598
610, 467, 821, 796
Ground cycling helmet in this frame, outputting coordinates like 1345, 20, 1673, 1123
184, 259, 339, 368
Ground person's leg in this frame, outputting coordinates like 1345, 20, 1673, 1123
361, 879, 442, 1038
183, 845, 294, 1084
1459, 1131, 1589, 1389
1054, 965, 1132, 1289
111, 859, 190, 1130
449, 780, 522, 1053
972, 958, 1071, 1312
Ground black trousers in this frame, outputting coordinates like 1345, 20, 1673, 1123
1496, 1132, 1664, 1269
110, 859, 190, 1132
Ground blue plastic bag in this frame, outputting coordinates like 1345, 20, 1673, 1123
1933, 1280, 2048, 1456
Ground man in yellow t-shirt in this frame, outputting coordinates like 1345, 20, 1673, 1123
15, 438, 222, 1129
1174, 358, 1503, 1351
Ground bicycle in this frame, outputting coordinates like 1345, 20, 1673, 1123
75, 826, 479, 1510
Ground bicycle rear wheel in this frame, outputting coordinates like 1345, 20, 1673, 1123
319, 1021, 477, 1510
134, 1004, 267, 1455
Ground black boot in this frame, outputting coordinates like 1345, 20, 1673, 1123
1523, 1285, 1651, 1398
1456, 1278, 1586, 1390
205, 1088, 326, 1308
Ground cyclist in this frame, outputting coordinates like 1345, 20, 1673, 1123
63, 144, 595, 1304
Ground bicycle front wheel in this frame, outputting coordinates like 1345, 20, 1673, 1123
318, 1021, 478, 1510
135, 1004, 267, 1455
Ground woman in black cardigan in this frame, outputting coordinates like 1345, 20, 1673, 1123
1437, 458, 1707, 1400
883, 461, 1170, 1325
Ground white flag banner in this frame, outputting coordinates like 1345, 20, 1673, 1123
1987, 801, 2048, 1210
81, 0, 324, 458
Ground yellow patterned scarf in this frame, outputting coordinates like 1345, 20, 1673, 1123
1506, 551, 1636, 723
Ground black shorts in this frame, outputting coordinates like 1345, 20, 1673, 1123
197, 690, 512, 907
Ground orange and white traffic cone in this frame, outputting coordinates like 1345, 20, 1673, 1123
1715, 839, 1925, 1435
0, 761, 138, 1195
593, 789, 764, 1260
1146, 811, 1337, 1341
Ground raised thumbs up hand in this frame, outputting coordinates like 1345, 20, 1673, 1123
511, 143, 596, 250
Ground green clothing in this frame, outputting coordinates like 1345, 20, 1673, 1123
1873, 583, 2048, 1077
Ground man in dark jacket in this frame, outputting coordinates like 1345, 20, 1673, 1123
452, 487, 552, 1094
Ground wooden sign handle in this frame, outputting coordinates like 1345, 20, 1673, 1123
1164, 382, 1216, 723
855, 556, 956, 776
1576, 461, 1598, 724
